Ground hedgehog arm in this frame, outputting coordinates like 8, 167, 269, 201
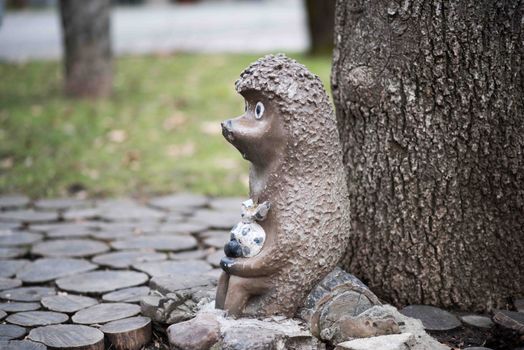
220, 247, 286, 278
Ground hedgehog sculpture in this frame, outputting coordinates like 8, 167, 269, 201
216, 54, 350, 317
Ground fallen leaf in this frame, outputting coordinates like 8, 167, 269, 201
163, 112, 187, 131
166, 143, 195, 158
108, 129, 127, 143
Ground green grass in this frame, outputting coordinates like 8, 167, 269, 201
0, 53, 331, 198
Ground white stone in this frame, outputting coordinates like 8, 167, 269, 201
336, 333, 413, 350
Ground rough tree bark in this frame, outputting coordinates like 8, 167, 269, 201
305, 0, 336, 55
332, 0, 523, 312
59, 0, 112, 98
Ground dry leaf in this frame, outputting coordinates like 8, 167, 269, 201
108, 129, 127, 143
163, 112, 187, 131
166, 143, 195, 158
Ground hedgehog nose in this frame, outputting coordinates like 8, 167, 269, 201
221, 120, 234, 139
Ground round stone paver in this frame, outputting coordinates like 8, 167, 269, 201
45, 226, 94, 239
41, 295, 99, 314
111, 235, 197, 252
0, 260, 29, 278
92, 250, 167, 269
493, 310, 524, 333
209, 197, 244, 211
6, 311, 68, 327
72, 303, 141, 324
0, 231, 43, 247
459, 314, 494, 329
28, 324, 104, 349
0, 302, 41, 313
62, 208, 100, 221
0, 287, 56, 302
34, 198, 90, 211
191, 209, 238, 230
158, 221, 209, 235
56, 271, 149, 294
0, 340, 47, 350
32, 239, 109, 258
0, 195, 30, 210
0, 210, 59, 224
100, 316, 152, 349
16, 258, 97, 283
0, 324, 27, 340
149, 193, 208, 211
149, 274, 216, 295
0, 247, 27, 259
102, 286, 151, 303
98, 200, 165, 222
132, 260, 212, 277
400, 305, 461, 331
0, 278, 22, 291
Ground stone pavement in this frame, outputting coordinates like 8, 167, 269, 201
0, 193, 240, 348
0, 0, 308, 62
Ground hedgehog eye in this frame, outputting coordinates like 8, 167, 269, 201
255, 102, 264, 120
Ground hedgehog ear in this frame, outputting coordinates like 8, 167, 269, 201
254, 201, 271, 221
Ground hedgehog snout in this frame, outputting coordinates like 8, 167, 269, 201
221, 120, 235, 141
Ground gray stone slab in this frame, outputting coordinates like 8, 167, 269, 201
0, 324, 27, 340
0, 195, 30, 210
493, 310, 524, 333
459, 314, 494, 329
149, 274, 216, 295
32, 239, 109, 258
209, 197, 244, 211
149, 193, 208, 211
72, 303, 141, 324
206, 250, 223, 268
158, 221, 209, 235
133, 260, 212, 277
28, 222, 98, 234
6, 311, 68, 327
16, 258, 97, 283
0, 302, 41, 313
56, 271, 149, 294
203, 234, 230, 249
0, 287, 56, 302
0, 260, 29, 278
336, 333, 414, 350
41, 295, 98, 313
111, 234, 197, 252
190, 209, 238, 230
169, 250, 207, 261
28, 324, 104, 349
34, 198, 90, 211
0, 309, 5, 320
102, 286, 151, 303
0, 222, 21, 230
98, 200, 165, 222
0, 231, 43, 247
400, 305, 461, 331
0, 278, 22, 291
0, 340, 47, 350
92, 250, 167, 269
62, 208, 100, 221
0, 210, 59, 224
0, 247, 27, 259
515, 299, 524, 313
45, 226, 94, 239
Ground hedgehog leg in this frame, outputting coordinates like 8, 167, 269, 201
224, 276, 269, 317
215, 271, 229, 309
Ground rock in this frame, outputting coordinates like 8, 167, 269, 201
34, 198, 90, 211
0, 302, 41, 313
336, 333, 414, 350
6, 311, 69, 327
45, 225, 94, 238
167, 313, 220, 350
0, 324, 27, 340
41, 295, 98, 313
133, 260, 211, 277
149, 193, 208, 212
62, 208, 100, 221
191, 209, 239, 230
98, 200, 165, 222
0, 210, 59, 224
0, 231, 43, 247
92, 251, 167, 269
209, 197, 245, 211
72, 303, 141, 324
0, 309, 5, 320
203, 234, 229, 249
149, 275, 215, 295
169, 250, 207, 261
100, 316, 152, 350
102, 286, 151, 303
32, 239, 109, 258
0, 260, 30, 278
400, 305, 461, 331
28, 324, 104, 350
0, 287, 56, 302
0, 278, 22, 291
206, 250, 223, 267
0, 340, 47, 350
492, 310, 524, 333
459, 314, 494, 329
0, 195, 30, 210
56, 270, 149, 294
111, 235, 197, 252
515, 299, 524, 313
0, 247, 27, 259
16, 258, 97, 283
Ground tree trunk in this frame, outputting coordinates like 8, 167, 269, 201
59, 0, 112, 98
332, 0, 523, 312
305, 0, 336, 55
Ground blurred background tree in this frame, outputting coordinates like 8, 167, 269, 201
304, 0, 335, 55
59, 0, 112, 98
